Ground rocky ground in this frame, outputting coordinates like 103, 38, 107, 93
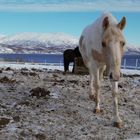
0, 67, 140, 140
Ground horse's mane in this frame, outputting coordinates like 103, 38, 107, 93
93, 12, 118, 34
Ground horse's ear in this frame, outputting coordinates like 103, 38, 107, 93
103, 17, 109, 30
117, 16, 126, 30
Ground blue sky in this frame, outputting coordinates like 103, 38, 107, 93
0, 0, 140, 46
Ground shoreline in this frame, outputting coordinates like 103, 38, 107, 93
0, 61, 140, 76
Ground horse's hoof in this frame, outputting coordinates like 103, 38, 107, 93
94, 108, 104, 114
89, 94, 96, 101
63, 72, 66, 75
113, 122, 124, 128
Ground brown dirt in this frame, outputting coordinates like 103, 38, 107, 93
0, 76, 16, 84
0, 68, 139, 140
30, 87, 50, 98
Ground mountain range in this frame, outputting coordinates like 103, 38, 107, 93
0, 32, 139, 54
0, 33, 78, 54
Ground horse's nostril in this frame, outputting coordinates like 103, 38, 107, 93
109, 73, 113, 79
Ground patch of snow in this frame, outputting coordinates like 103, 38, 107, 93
127, 138, 140, 140
0, 62, 140, 76
50, 92, 60, 99
121, 69, 140, 75
0, 62, 63, 71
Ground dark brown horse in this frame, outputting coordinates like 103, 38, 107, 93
63, 46, 81, 73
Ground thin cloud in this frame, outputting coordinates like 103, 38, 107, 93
0, 0, 139, 12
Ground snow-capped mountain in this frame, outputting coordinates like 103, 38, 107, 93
125, 44, 140, 55
0, 33, 78, 54
0, 32, 139, 54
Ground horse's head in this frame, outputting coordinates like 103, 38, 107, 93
102, 16, 126, 81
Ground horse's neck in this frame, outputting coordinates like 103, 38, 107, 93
87, 18, 103, 52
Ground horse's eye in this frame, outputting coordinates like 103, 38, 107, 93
120, 41, 125, 47
102, 41, 106, 48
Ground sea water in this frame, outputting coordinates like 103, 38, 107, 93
0, 53, 140, 69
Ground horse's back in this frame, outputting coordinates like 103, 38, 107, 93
63, 49, 73, 54
63, 49, 75, 61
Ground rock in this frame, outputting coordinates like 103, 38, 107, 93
13, 116, 20, 122
18, 101, 30, 106
21, 71, 38, 77
0, 76, 16, 84
69, 80, 78, 84
21, 68, 28, 71
118, 84, 123, 88
5, 67, 12, 71
31, 68, 42, 72
35, 133, 46, 140
0, 69, 3, 73
0, 118, 10, 128
30, 87, 50, 98
21, 71, 28, 76
29, 72, 38, 76
53, 74, 59, 77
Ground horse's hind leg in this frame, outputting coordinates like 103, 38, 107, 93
72, 62, 75, 73
64, 61, 69, 72
99, 65, 106, 80
89, 71, 96, 101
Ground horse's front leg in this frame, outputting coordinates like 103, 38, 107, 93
111, 81, 123, 128
94, 69, 101, 113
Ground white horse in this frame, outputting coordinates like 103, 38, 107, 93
79, 13, 126, 128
